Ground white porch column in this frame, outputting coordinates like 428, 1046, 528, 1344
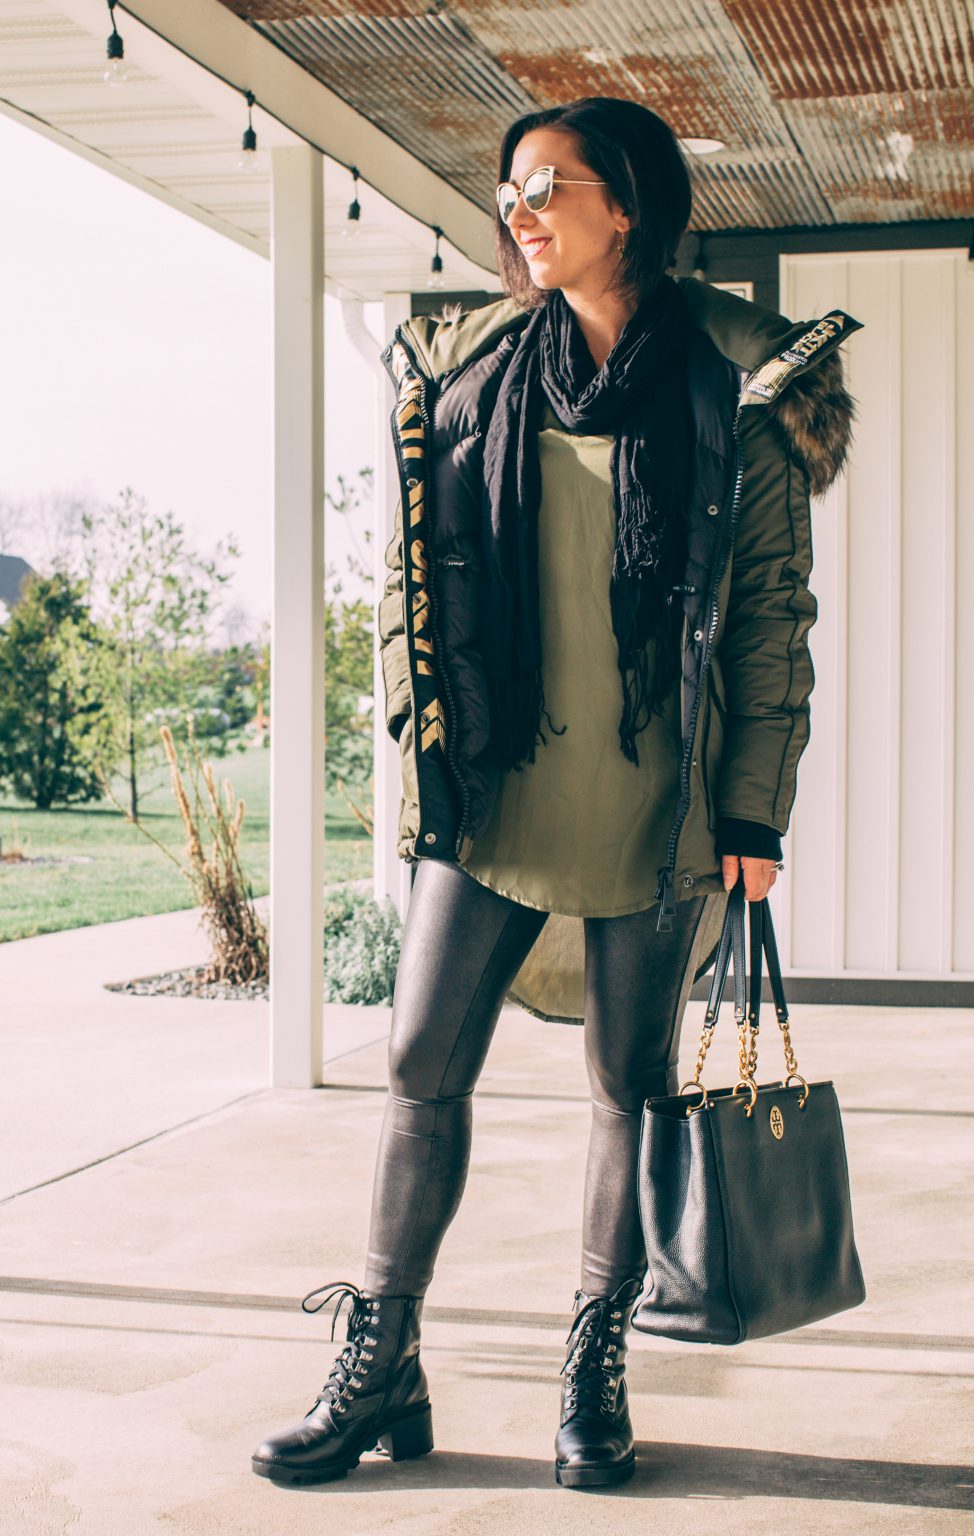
269, 145, 325, 1086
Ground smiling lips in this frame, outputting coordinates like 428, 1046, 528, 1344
520, 236, 552, 258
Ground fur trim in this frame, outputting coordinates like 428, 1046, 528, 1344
768, 349, 858, 499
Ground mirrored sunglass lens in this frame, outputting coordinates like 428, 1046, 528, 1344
497, 184, 518, 222
523, 170, 552, 211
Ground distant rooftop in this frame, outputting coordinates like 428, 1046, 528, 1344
0, 555, 35, 611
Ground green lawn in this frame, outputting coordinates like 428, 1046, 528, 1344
0, 743, 373, 943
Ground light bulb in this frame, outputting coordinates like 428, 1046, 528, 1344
104, 25, 127, 87
238, 124, 259, 175
343, 198, 361, 239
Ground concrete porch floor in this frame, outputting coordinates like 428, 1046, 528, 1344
1, 904, 973, 1534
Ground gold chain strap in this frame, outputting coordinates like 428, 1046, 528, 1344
689, 1022, 715, 1086
679, 896, 810, 1117
775, 1002, 800, 1079
683, 923, 802, 1101
737, 1019, 759, 1083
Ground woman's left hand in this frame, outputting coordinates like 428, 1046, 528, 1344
721, 855, 779, 901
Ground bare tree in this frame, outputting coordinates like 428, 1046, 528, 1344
0, 488, 94, 574
80, 487, 240, 820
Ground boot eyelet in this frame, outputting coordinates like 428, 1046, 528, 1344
611, 1311, 621, 1319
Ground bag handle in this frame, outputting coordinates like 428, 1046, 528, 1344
678, 871, 808, 1118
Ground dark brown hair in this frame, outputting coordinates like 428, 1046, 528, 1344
494, 97, 693, 311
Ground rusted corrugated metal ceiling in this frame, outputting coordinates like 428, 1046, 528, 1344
217, 0, 974, 229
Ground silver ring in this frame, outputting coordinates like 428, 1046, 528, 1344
775, 861, 785, 870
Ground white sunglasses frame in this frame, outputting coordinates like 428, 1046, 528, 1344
495, 164, 608, 224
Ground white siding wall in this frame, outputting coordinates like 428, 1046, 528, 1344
776, 249, 974, 981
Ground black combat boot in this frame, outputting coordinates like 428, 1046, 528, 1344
251, 1280, 433, 1485
554, 1274, 643, 1488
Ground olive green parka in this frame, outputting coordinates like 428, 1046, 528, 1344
378, 278, 862, 1021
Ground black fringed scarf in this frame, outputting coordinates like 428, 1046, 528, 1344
480, 274, 695, 770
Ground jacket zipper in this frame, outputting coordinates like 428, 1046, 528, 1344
655, 397, 746, 932
391, 339, 472, 858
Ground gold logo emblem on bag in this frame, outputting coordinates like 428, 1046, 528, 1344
769, 1105, 784, 1140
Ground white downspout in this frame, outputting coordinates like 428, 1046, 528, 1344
340, 294, 412, 922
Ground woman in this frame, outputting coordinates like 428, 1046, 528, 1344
252, 97, 859, 1490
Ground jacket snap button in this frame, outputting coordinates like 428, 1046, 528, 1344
683, 875, 694, 887
407, 477, 419, 488
707, 503, 719, 516
424, 832, 437, 844
693, 628, 705, 643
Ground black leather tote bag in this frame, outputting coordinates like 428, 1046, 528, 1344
632, 875, 866, 1345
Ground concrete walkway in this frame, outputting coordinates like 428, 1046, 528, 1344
1, 906, 972, 1533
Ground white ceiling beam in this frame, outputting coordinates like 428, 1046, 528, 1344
115, 0, 498, 275
0, 92, 268, 257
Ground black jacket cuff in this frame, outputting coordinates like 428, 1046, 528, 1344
715, 818, 783, 861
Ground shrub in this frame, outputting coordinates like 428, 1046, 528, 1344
324, 888, 402, 1006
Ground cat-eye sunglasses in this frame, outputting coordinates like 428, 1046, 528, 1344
495, 164, 607, 225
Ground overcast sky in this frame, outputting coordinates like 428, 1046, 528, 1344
0, 111, 386, 637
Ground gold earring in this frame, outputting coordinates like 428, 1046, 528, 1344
618, 234, 626, 257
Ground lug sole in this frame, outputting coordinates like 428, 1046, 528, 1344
251, 1399, 433, 1485
555, 1449, 636, 1488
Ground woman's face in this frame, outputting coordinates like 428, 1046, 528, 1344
503, 126, 631, 300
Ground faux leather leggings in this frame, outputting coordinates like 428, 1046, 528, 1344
363, 858, 711, 1299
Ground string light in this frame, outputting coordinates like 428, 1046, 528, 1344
103, 0, 128, 86
93, 7, 454, 258
238, 90, 259, 174
427, 226, 445, 290
343, 167, 362, 240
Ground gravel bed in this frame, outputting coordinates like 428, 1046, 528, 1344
104, 966, 268, 1001
101, 880, 369, 1001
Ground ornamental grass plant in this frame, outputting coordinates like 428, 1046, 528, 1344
99, 715, 269, 986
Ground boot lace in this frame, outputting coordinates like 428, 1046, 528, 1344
559, 1292, 626, 1420
300, 1280, 381, 1415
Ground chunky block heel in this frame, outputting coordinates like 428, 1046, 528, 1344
251, 1283, 432, 1485
554, 1276, 643, 1491
376, 1401, 434, 1461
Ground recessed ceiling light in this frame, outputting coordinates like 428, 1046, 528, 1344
681, 138, 726, 154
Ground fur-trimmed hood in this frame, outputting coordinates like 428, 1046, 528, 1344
770, 349, 858, 497
679, 279, 862, 498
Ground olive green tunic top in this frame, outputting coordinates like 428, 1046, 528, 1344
462, 399, 685, 918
